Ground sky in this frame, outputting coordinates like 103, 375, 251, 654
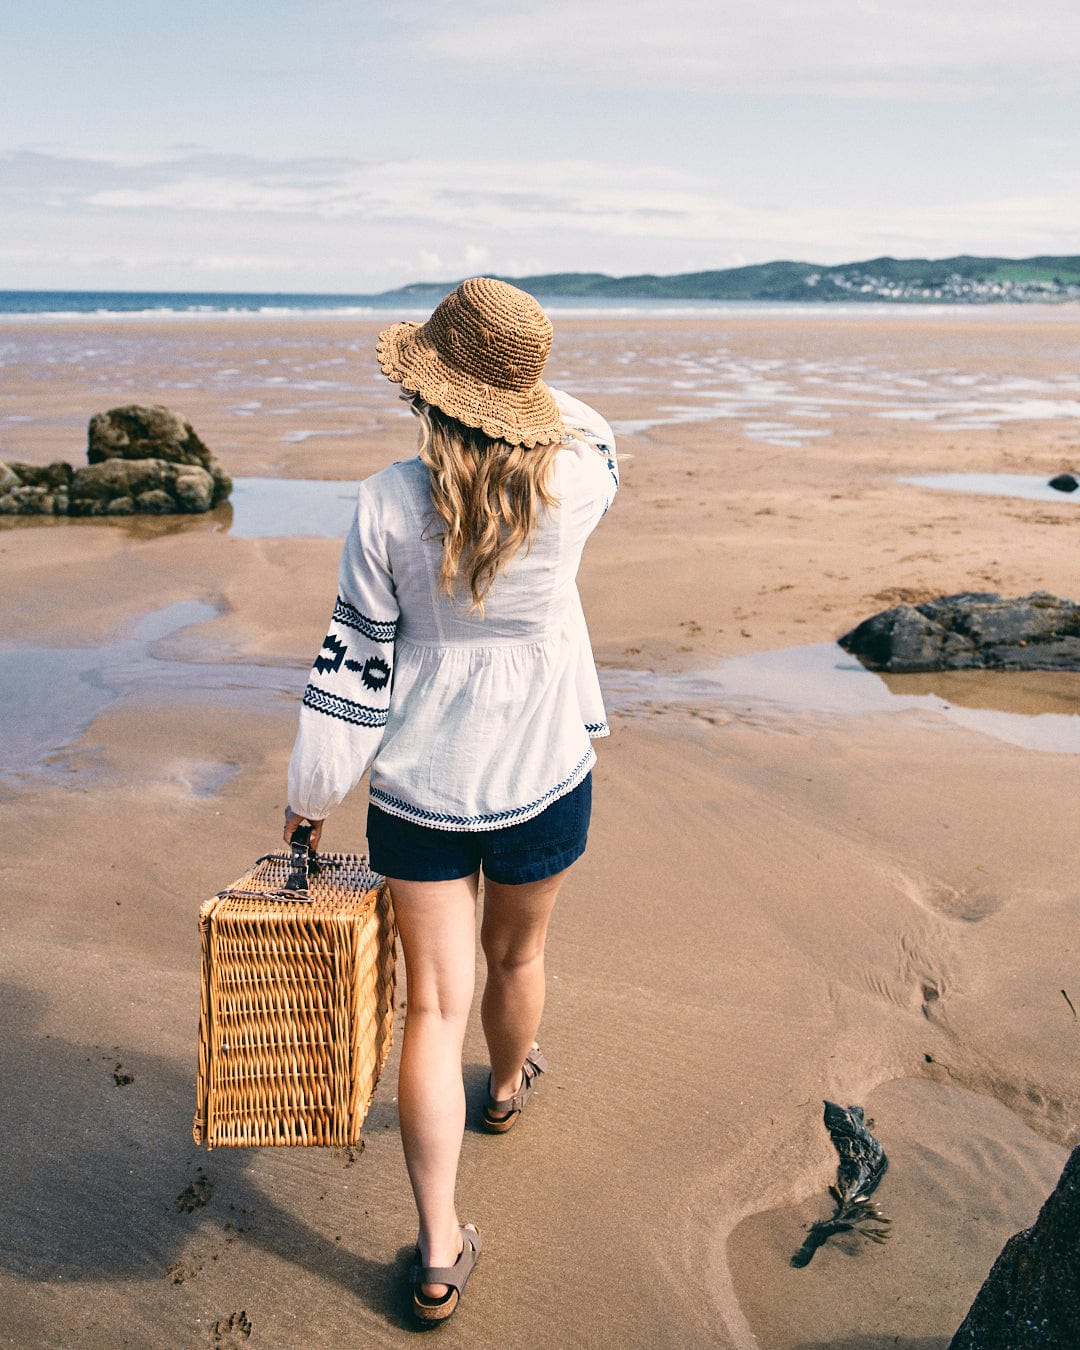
2, 0, 1079, 292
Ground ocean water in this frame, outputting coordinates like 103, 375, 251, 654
0, 290, 412, 319
3, 290, 1070, 322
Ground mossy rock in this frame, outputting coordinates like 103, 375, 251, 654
87, 405, 230, 504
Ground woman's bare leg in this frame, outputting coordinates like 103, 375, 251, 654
480, 869, 567, 1101
388, 873, 479, 1299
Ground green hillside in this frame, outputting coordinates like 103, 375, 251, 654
376, 255, 1080, 304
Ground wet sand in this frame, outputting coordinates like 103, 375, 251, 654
1, 311, 1078, 1347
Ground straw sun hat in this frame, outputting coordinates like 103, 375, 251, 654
376, 277, 563, 448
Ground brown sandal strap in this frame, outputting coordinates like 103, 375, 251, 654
413, 1226, 482, 1294
486, 1047, 548, 1115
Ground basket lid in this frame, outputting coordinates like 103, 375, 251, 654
201, 850, 385, 921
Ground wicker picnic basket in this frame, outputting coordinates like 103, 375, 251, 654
193, 829, 396, 1150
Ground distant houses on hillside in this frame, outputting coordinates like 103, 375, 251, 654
382, 255, 1080, 305
806, 270, 1080, 302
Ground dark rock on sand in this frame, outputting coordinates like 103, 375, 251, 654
0, 405, 229, 516
839, 592, 1080, 672
0, 461, 74, 515
88, 404, 231, 505
68, 460, 216, 516
1048, 472, 1078, 493
950, 1144, 1080, 1349
6, 461, 73, 490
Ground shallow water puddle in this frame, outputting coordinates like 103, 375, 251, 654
7, 617, 1079, 785
1, 600, 303, 781
223, 476, 357, 537
601, 644, 1080, 753
0, 477, 360, 540
11, 471, 1077, 542
901, 472, 1080, 504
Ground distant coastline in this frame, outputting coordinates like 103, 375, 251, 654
390, 253, 1080, 306
3, 253, 1080, 317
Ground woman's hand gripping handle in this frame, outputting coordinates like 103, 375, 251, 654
283, 807, 325, 852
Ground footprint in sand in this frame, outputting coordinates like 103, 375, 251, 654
166, 1259, 204, 1285
860, 923, 956, 1020
891, 869, 1002, 924
211, 1311, 252, 1343
176, 1169, 214, 1213
900, 931, 955, 1016
926, 883, 1002, 924
921, 982, 946, 1019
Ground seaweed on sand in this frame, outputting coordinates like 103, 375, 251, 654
791, 1101, 891, 1268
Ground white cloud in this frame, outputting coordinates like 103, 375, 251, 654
191, 254, 284, 273
416, 0, 1080, 101
16, 146, 211, 169
4, 147, 1080, 290
23, 150, 793, 239
53, 151, 1080, 258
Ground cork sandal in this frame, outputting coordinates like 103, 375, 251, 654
411, 1224, 482, 1323
482, 1045, 548, 1134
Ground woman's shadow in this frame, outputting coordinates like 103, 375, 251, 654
0, 981, 419, 1328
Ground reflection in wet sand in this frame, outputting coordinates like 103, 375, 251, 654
1, 599, 302, 782
602, 643, 1080, 753
0, 477, 358, 540
902, 472, 1080, 504
882, 667, 1080, 717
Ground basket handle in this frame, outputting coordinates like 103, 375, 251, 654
285, 822, 324, 892
213, 826, 335, 904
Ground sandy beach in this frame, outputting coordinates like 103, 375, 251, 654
1, 310, 1078, 1348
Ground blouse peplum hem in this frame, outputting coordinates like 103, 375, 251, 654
369, 745, 596, 832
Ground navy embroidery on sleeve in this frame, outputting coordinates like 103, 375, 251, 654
344, 654, 391, 690
567, 426, 618, 491
314, 633, 348, 675
597, 444, 619, 489
302, 685, 388, 727
332, 596, 396, 644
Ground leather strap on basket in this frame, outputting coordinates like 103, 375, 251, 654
284, 822, 319, 893
215, 824, 329, 904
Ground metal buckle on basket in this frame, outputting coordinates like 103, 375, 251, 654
218, 823, 327, 904
271, 821, 320, 894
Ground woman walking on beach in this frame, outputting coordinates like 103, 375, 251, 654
282, 278, 618, 1322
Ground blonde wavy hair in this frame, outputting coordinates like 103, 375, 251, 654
411, 397, 563, 614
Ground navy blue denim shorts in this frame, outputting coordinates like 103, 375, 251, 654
367, 773, 591, 885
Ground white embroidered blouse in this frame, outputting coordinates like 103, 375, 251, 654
287, 389, 618, 831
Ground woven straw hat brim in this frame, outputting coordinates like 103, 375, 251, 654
376, 320, 563, 449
